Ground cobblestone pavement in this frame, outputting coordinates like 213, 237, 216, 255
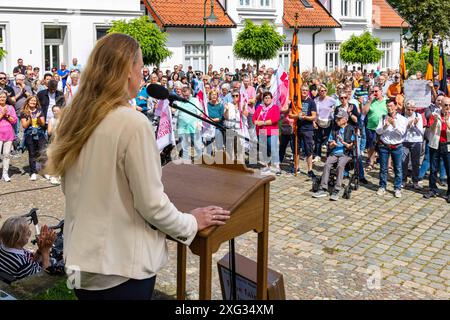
0, 153, 449, 299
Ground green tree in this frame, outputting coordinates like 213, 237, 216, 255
405, 45, 448, 76
387, 0, 450, 50
339, 32, 383, 70
233, 20, 285, 71
108, 16, 171, 65
0, 48, 6, 62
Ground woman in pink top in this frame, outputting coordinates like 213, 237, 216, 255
253, 91, 281, 175
0, 91, 18, 182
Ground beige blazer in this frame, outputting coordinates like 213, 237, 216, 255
62, 106, 197, 280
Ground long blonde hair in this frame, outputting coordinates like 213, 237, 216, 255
46, 33, 140, 176
22, 96, 41, 116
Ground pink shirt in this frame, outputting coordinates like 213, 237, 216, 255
253, 104, 280, 136
246, 86, 256, 114
0, 105, 17, 142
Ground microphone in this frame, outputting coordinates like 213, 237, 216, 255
146, 83, 189, 103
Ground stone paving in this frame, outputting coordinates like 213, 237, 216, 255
0, 153, 449, 299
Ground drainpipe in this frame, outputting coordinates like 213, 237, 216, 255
312, 27, 323, 70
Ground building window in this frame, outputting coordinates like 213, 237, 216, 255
239, 0, 250, 6
260, 0, 271, 7
378, 42, 392, 69
341, 0, 349, 17
96, 26, 110, 41
300, 0, 313, 8
44, 26, 67, 72
140, 1, 149, 16
0, 26, 5, 73
184, 44, 210, 72
355, 0, 364, 17
325, 42, 341, 71
278, 43, 291, 69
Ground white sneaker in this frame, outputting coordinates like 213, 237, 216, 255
260, 167, 274, 176
30, 173, 37, 181
376, 188, 386, 196
50, 177, 60, 185
2, 174, 11, 182
394, 189, 402, 198
44, 174, 51, 180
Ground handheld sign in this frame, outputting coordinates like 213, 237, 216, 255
404, 80, 432, 109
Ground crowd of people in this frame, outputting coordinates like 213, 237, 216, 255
0, 58, 450, 195
0, 58, 81, 184
0, 49, 449, 286
133, 62, 450, 203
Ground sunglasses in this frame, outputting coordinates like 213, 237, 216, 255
319, 90, 327, 93
0, 77, 6, 80
232, 94, 239, 97
444, 104, 450, 107
339, 97, 348, 100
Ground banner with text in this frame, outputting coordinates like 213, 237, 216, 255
404, 80, 432, 109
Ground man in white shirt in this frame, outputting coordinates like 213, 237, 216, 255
375, 97, 408, 197
402, 100, 424, 189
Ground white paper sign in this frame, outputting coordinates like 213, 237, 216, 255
404, 80, 432, 109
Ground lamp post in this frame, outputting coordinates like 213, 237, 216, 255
203, 0, 217, 75
400, 20, 412, 47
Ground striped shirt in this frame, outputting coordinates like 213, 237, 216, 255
0, 244, 42, 281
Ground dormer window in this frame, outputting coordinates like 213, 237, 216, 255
300, 0, 313, 8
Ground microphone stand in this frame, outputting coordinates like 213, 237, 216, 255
168, 100, 241, 301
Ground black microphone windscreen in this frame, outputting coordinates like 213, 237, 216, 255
146, 83, 169, 100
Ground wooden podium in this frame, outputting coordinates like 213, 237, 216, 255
161, 157, 275, 300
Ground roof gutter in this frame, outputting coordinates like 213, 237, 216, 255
312, 27, 323, 69
143, 0, 164, 28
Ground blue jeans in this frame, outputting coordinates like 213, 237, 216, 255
357, 131, 366, 179
419, 143, 446, 181
181, 132, 203, 161
379, 144, 403, 190
429, 144, 450, 195
259, 134, 280, 165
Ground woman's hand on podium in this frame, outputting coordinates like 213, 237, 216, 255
190, 206, 231, 231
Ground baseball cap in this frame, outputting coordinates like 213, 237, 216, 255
434, 80, 440, 87
336, 108, 349, 120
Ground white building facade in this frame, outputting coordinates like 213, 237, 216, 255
0, 0, 142, 74
145, 0, 405, 72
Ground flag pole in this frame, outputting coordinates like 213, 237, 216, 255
294, 13, 299, 177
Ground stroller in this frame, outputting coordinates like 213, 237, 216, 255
312, 130, 360, 199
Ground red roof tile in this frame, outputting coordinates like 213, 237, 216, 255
372, 0, 408, 28
283, 0, 341, 28
144, 0, 236, 28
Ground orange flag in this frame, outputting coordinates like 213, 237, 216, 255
289, 27, 302, 129
425, 43, 434, 81
399, 43, 407, 91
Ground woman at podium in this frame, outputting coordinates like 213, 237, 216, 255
46, 33, 230, 300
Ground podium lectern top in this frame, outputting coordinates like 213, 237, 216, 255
162, 162, 274, 236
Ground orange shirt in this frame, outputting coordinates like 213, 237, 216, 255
387, 83, 402, 98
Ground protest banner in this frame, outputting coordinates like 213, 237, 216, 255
404, 80, 432, 109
